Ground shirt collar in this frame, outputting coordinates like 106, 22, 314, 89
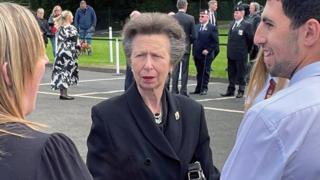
201, 22, 209, 27
236, 18, 243, 24
289, 61, 320, 86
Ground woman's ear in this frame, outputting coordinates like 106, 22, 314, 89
2, 62, 12, 87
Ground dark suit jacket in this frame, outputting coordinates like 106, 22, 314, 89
86, 84, 220, 180
173, 11, 196, 53
227, 19, 253, 61
193, 23, 219, 60
246, 14, 261, 33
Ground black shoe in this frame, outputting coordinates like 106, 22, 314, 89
200, 90, 207, 96
220, 92, 235, 97
190, 90, 200, 94
60, 95, 75, 100
236, 92, 244, 98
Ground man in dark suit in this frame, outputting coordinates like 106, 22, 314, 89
221, 5, 253, 98
208, 0, 220, 59
246, 2, 261, 79
171, 0, 196, 96
192, 10, 219, 95
208, 0, 218, 27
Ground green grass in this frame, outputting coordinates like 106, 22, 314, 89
46, 34, 229, 78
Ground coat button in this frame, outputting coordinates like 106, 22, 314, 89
144, 158, 152, 166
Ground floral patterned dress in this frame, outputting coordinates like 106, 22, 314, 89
51, 25, 80, 90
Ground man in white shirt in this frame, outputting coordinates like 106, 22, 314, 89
221, 0, 320, 179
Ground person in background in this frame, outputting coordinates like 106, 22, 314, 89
0, 3, 92, 180
51, 10, 80, 100
221, 0, 320, 179
36, 8, 50, 47
87, 12, 220, 180
207, 0, 220, 71
244, 50, 288, 111
245, 2, 261, 81
74, 0, 97, 55
171, 0, 196, 97
48, 5, 62, 58
192, 10, 219, 95
124, 10, 141, 91
221, 5, 253, 98
208, 0, 218, 27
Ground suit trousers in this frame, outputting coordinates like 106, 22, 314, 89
227, 58, 246, 93
171, 53, 190, 95
194, 54, 214, 91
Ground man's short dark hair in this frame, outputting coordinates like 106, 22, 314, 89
280, 0, 320, 29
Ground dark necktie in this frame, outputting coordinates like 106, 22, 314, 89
211, 13, 215, 26
232, 22, 238, 30
264, 79, 276, 99
200, 24, 204, 31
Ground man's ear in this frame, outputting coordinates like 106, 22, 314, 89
302, 19, 320, 47
2, 62, 12, 87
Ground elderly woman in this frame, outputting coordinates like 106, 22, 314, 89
87, 13, 220, 180
0, 3, 92, 179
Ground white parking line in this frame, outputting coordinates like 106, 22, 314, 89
38, 90, 243, 114
74, 90, 124, 96
38, 91, 108, 100
204, 107, 244, 114
196, 96, 236, 102
40, 77, 125, 86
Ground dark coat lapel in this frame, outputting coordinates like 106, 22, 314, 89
126, 85, 181, 161
163, 89, 182, 154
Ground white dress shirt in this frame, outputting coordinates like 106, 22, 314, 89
221, 62, 320, 180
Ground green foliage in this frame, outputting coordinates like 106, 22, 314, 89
46, 34, 229, 78
136, 0, 175, 13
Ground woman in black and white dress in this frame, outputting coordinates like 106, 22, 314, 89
51, 10, 80, 100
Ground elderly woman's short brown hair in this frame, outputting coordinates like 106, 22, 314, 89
122, 13, 186, 67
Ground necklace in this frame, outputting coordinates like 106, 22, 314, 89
154, 112, 162, 124
154, 111, 162, 124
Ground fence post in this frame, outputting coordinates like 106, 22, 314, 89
115, 38, 120, 75
109, 26, 113, 63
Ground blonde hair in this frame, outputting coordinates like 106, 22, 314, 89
51, 5, 62, 17
245, 49, 288, 111
54, 10, 73, 29
0, 3, 45, 134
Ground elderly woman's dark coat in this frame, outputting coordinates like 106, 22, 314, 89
86, 84, 220, 180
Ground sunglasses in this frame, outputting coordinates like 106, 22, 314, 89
200, 15, 206, 18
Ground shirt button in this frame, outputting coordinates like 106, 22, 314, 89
144, 158, 152, 166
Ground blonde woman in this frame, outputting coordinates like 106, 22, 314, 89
0, 3, 92, 179
48, 5, 62, 57
51, 10, 80, 100
244, 50, 289, 111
